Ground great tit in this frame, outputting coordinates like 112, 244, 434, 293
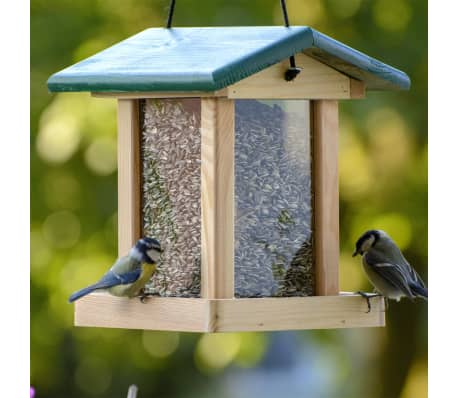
68, 237, 162, 303
352, 229, 427, 312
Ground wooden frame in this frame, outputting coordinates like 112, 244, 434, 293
117, 98, 341, 297
75, 292, 385, 332
81, 57, 383, 332
312, 100, 340, 295
117, 99, 142, 255
93, 54, 365, 101
201, 98, 235, 299
227, 53, 365, 99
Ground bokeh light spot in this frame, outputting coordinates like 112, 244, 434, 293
142, 331, 180, 358
327, 0, 362, 19
84, 137, 117, 175
400, 360, 428, 398
234, 333, 267, 367
340, 124, 373, 200
373, 0, 412, 32
36, 113, 81, 163
42, 210, 81, 249
366, 107, 412, 176
195, 333, 241, 372
30, 228, 52, 271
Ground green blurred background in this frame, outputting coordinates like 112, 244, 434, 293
31, 0, 427, 397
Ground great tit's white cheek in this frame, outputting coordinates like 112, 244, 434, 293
147, 249, 161, 262
361, 235, 376, 252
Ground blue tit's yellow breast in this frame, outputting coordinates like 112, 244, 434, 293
108, 263, 157, 298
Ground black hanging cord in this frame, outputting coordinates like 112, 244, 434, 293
166, 0, 301, 81
280, 0, 301, 81
166, 0, 176, 28
280, 0, 290, 26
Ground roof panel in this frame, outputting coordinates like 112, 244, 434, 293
47, 26, 410, 92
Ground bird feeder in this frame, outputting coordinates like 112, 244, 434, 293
48, 26, 409, 332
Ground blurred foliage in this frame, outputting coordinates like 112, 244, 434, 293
31, 0, 427, 397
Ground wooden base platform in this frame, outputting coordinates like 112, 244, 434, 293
74, 292, 385, 332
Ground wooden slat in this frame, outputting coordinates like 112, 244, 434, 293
117, 99, 141, 256
227, 53, 351, 99
211, 295, 385, 332
93, 89, 228, 99
312, 100, 340, 295
75, 293, 212, 332
350, 78, 366, 99
74, 293, 384, 332
201, 98, 235, 299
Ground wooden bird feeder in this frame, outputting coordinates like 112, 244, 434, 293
48, 26, 409, 332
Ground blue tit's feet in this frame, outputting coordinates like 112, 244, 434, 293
139, 289, 150, 304
356, 291, 383, 313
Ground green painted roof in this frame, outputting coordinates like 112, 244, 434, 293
47, 26, 410, 93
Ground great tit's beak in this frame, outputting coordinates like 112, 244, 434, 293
352, 250, 358, 257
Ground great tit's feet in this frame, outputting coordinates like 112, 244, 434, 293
356, 291, 383, 313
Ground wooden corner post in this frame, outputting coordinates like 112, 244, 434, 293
201, 98, 235, 299
312, 100, 340, 295
117, 99, 141, 256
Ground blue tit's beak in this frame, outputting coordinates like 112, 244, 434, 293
352, 250, 358, 257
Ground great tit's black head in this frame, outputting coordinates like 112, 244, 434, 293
352, 230, 380, 257
135, 237, 162, 264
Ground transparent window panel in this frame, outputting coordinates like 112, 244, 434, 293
234, 100, 314, 297
141, 99, 201, 297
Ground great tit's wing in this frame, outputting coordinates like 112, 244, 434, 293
68, 268, 141, 303
388, 248, 427, 289
397, 257, 428, 299
365, 253, 414, 298
406, 261, 426, 288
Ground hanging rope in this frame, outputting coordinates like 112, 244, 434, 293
280, 0, 301, 81
165, 0, 301, 81
166, 0, 176, 28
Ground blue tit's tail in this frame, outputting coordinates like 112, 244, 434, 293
410, 283, 428, 300
68, 284, 102, 303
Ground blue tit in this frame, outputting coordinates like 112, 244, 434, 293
68, 237, 162, 303
353, 229, 427, 312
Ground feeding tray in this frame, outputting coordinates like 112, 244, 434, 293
75, 292, 385, 332
48, 26, 409, 332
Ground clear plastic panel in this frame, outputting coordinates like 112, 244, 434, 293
141, 99, 201, 297
234, 100, 314, 297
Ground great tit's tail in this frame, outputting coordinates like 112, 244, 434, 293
68, 284, 101, 303
410, 283, 428, 300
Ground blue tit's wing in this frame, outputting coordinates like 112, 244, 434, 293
98, 268, 141, 286
110, 255, 139, 274
68, 268, 141, 303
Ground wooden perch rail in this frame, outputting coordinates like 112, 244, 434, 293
74, 292, 385, 332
